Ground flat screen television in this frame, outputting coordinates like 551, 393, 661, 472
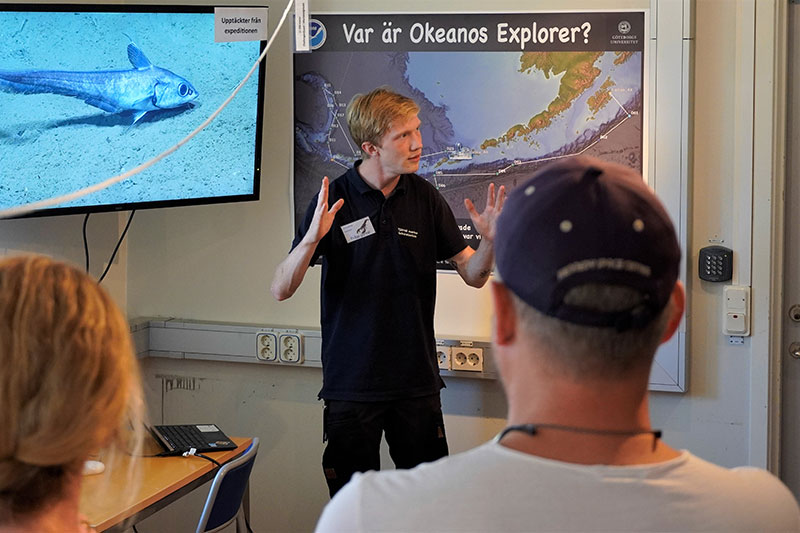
0, 4, 264, 218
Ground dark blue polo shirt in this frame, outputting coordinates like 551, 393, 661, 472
293, 162, 467, 401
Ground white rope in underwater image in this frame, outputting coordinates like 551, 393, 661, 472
0, 0, 295, 220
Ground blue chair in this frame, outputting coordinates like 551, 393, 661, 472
195, 438, 260, 533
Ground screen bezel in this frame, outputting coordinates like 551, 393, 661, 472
0, 3, 265, 219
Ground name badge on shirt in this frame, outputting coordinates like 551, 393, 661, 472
341, 216, 376, 243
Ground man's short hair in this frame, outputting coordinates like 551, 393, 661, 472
346, 87, 419, 157
510, 284, 673, 378
494, 156, 681, 376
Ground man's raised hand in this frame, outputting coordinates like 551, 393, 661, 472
306, 177, 345, 244
464, 183, 506, 243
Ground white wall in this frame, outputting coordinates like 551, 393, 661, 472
0, 0, 789, 532
0, 213, 128, 306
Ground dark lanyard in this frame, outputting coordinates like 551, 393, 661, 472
496, 423, 662, 443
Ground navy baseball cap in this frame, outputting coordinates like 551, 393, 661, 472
495, 156, 681, 331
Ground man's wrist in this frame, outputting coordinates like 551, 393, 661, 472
477, 237, 494, 249
300, 231, 324, 247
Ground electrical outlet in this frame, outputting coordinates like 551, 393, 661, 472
452, 347, 483, 372
465, 348, 484, 372
436, 346, 451, 370
256, 332, 277, 362
452, 349, 468, 370
279, 333, 304, 363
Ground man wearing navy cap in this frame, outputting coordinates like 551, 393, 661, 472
315, 156, 800, 532
272, 87, 505, 497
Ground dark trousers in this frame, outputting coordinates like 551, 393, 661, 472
321, 394, 449, 496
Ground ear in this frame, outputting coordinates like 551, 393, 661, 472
361, 141, 379, 158
491, 281, 517, 346
660, 281, 685, 344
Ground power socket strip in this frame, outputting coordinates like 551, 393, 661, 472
141, 320, 496, 378
279, 333, 304, 363
256, 332, 278, 362
452, 347, 483, 372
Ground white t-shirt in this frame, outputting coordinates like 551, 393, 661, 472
315, 441, 800, 532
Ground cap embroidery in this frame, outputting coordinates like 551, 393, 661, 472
633, 219, 645, 232
525, 185, 536, 196
556, 258, 652, 281
559, 220, 573, 233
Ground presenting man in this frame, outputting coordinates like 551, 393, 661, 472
314, 156, 800, 531
271, 87, 505, 496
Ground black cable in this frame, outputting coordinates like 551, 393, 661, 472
97, 210, 135, 284
82, 213, 90, 272
194, 453, 222, 468
155, 450, 222, 469
133, 525, 140, 533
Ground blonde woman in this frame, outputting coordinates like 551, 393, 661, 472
0, 255, 144, 533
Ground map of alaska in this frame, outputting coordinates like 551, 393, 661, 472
294, 49, 642, 240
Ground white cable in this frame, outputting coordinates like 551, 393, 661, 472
0, 0, 296, 220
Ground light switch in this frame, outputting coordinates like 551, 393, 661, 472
723, 285, 750, 336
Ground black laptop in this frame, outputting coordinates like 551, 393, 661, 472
150, 424, 237, 455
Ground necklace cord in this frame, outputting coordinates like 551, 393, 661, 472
496, 423, 662, 451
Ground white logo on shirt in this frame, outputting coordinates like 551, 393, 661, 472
398, 227, 418, 239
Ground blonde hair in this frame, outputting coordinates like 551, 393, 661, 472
0, 255, 144, 519
346, 86, 420, 157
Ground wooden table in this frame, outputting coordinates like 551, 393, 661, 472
80, 436, 252, 532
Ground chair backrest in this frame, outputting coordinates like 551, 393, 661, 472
195, 437, 260, 533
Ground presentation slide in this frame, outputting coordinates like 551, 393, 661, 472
294, 11, 645, 249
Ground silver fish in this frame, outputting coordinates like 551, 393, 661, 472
0, 42, 198, 125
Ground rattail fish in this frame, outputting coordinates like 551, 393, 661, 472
0, 42, 198, 125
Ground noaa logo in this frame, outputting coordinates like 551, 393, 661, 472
310, 19, 326, 50
618, 20, 631, 34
